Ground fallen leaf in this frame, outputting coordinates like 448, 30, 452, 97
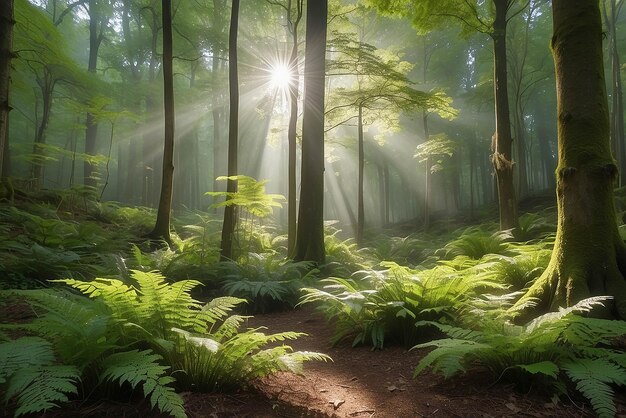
387, 385, 397, 392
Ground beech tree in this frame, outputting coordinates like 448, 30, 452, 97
294, 0, 327, 263
512, 0, 626, 321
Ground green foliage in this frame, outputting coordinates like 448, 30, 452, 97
511, 213, 556, 242
362, 233, 434, 267
300, 262, 503, 349
415, 133, 457, 173
2, 270, 329, 415
100, 350, 185, 418
207, 176, 285, 218
0, 337, 80, 417
220, 253, 318, 313
438, 226, 511, 260
476, 250, 551, 291
413, 297, 626, 418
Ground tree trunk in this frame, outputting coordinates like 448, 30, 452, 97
0, 0, 14, 180
357, 104, 364, 244
149, 0, 175, 244
422, 111, 431, 230
603, 0, 626, 185
491, 0, 519, 231
83, 0, 105, 189
294, 0, 327, 263
286, 0, 302, 256
512, 0, 626, 322
219, 0, 239, 261
32, 71, 55, 189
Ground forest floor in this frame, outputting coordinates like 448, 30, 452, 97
16, 303, 625, 418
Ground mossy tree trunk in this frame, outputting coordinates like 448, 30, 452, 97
512, 0, 626, 322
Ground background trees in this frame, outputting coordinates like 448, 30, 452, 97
1, 0, 624, 265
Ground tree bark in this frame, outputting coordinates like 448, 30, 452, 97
602, 0, 626, 185
83, 0, 105, 189
286, 0, 303, 256
512, 0, 626, 322
357, 104, 364, 244
149, 0, 175, 244
0, 0, 14, 180
219, 0, 240, 261
294, 0, 327, 263
491, 0, 519, 231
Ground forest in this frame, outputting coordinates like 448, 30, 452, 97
2, 0, 626, 416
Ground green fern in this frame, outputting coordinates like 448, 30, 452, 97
100, 350, 185, 418
0, 337, 80, 417
413, 297, 626, 417
300, 262, 503, 349
220, 253, 318, 313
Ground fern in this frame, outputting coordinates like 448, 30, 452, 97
300, 262, 502, 349
0, 337, 80, 416
413, 297, 626, 417
100, 350, 185, 418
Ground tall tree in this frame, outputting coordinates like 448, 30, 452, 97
148, 0, 175, 243
602, 0, 626, 185
366, 0, 525, 231
325, 35, 455, 243
513, 0, 626, 321
294, 0, 328, 262
83, 0, 108, 189
0, 0, 14, 180
219, 0, 240, 261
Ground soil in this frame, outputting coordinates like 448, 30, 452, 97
4, 304, 626, 418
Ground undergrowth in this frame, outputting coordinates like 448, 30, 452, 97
0, 270, 329, 417
414, 297, 626, 418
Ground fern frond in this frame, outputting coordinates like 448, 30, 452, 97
563, 358, 626, 418
517, 361, 559, 379
524, 296, 612, 333
0, 338, 79, 416
100, 349, 185, 418
7, 365, 80, 417
0, 337, 56, 383
413, 338, 490, 378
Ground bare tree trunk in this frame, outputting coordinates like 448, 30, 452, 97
0, 0, 14, 180
286, 0, 303, 256
491, 0, 519, 231
220, 0, 240, 261
294, 0, 327, 263
357, 104, 365, 244
84, 0, 105, 189
149, 0, 175, 244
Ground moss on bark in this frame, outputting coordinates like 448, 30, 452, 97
511, 0, 626, 322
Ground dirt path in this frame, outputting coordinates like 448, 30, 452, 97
240, 306, 604, 418
7, 304, 622, 417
